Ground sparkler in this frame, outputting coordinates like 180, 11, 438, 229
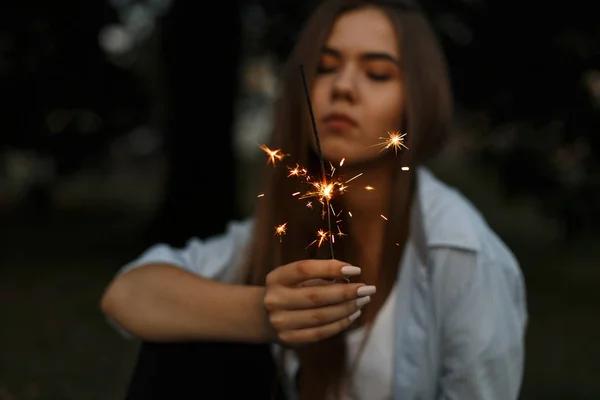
300, 64, 336, 259
258, 147, 359, 249
259, 69, 411, 257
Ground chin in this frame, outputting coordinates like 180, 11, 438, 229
318, 138, 356, 163
316, 138, 383, 166
325, 149, 390, 170
321, 147, 354, 164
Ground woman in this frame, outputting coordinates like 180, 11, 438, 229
101, 0, 528, 399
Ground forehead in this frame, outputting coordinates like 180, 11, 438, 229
325, 7, 399, 57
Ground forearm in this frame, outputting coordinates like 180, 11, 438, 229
101, 263, 272, 343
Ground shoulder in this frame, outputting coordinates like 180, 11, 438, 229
203, 218, 254, 246
117, 218, 255, 282
142, 217, 254, 263
418, 167, 519, 271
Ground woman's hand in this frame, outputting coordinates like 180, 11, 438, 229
263, 259, 376, 347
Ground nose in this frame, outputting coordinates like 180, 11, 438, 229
331, 65, 357, 103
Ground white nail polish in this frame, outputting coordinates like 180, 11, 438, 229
355, 296, 371, 308
341, 265, 361, 276
357, 285, 376, 297
349, 309, 362, 323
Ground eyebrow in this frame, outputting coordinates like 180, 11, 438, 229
321, 46, 400, 66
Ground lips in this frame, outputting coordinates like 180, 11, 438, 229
322, 113, 358, 130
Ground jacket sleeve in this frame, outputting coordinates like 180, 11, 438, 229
105, 219, 254, 339
432, 248, 528, 400
115, 219, 253, 284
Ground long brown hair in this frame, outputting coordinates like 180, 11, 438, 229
240, 0, 453, 398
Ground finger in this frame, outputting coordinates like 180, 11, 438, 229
267, 259, 361, 286
264, 283, 376, 311
277, 308, 363, 345
298, 278, 336, 288
270, 296, 371, 331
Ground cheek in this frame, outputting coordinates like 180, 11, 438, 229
370, 86, 403, 128
308, 85, 329, 142
363, 103, 403, 143
310, 85, 328, 118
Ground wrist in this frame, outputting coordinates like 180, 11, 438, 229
240, 285, 277, 344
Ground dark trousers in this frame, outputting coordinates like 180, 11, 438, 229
125, 341, 287, 400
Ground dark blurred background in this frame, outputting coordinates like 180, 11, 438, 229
1, 0, 599, 398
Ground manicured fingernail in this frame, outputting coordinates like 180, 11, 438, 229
355, 296, 371, 308
357, 285, 376, 296
341, 266, 361, 276
349, 309, 362, 323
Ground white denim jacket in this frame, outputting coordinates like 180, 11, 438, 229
109, 167, 528, 400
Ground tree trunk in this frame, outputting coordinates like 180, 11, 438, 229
144, 0, 242, 247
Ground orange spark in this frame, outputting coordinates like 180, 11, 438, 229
260, 144, 286, 166
344, 173, 363, 183
287, 163, 307, 177
340, 158, 345, 166
317, 229, 329, 246
365, 186, 374, 191
381, 215, 388, 220
371, 130, 408, 156
306, 229, 329, 248
299, 179, 346, 204
330, 203, 336, 215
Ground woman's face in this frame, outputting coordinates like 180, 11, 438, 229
310, 7, 404, 165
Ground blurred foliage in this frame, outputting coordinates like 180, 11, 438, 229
0, 0, 150, 171
1, 0, 599, 238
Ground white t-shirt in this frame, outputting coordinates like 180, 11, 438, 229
276, 283, 398, 400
